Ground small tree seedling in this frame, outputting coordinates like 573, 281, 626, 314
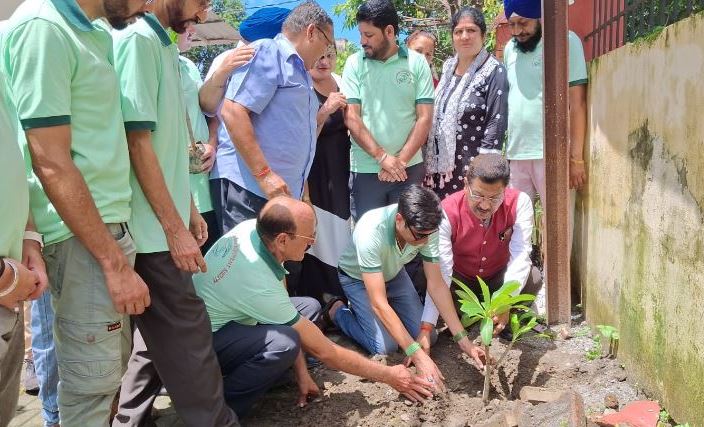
454, 276, 542, 404
596, 324, 620, 358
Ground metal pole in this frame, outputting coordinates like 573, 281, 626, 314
542, 0, 571, 325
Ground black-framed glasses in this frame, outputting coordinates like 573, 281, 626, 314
406, 223, 436, 242
316, 25, 334, 49
467, 186, 504, 205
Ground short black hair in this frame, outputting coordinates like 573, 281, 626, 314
398, 184, 442, 231
465, 154, 510, 186
256, 203, 297, 244
283, 1, 333, 34
450, 6, 487, 36
356, 0, 399, 36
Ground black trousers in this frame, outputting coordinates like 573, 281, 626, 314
113, 252, 238, 427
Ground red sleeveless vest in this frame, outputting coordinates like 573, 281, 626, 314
441, 188, 520, 281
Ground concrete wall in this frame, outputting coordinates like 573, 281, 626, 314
574, 12, 704, 424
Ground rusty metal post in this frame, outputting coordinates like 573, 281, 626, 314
542, 0, 571, 325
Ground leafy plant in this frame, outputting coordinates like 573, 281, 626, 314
454, 276, 540, 404
585, 334, 601, 361
596, 324, 620, 358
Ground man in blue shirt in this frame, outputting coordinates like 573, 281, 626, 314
212, 1, 334, 232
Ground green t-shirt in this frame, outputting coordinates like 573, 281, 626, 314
179, 56, 213, 214
193, 219, 301, 332
338, 205, 440, 281
1, 0, 131, 246
113, 14, 191, 253
0, 72, 28, 260
503, 31, 588, 160
340, 46, 435, 173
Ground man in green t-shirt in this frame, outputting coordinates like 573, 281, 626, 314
502, 0, 589, 202
2, 0, 151, 424
332, 185, 487, 392
177, 25, 219, 253
341, 0, 435, 220
111, 1, 238, 426
195, 197, 439, 416
0, 61, 46, 426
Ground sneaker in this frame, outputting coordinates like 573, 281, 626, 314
24, 359, 39, 395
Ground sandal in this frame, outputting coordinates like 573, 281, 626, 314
316, 296, 346, 332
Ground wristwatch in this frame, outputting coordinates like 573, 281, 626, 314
24, 230, 44, 249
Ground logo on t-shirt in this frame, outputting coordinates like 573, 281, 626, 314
211, 236, 239, 285
395, 70, 414, 86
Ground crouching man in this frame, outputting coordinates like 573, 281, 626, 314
421, 154, 541, 340
194, 197, 435, 417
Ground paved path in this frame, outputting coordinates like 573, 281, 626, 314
9, 388, 184, 426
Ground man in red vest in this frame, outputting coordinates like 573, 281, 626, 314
420, 154, 541, 347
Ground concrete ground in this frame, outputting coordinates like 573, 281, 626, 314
9, 381, 184, 426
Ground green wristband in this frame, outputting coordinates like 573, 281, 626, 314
452, 329, 469, 343
404, 341, 422, 357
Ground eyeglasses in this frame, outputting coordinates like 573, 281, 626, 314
406, 223, 436, 242
316, 26, 334, 49
286, 232, 316, 243
287, 232, 316, 251
467, 186, 504, 205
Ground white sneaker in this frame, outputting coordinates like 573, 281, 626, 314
24, 359, 39, 394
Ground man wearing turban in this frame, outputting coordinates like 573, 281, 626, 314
501, 0, 589, 313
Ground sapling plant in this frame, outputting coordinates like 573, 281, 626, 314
454, 277, 541, 404
596, 324, 620, 358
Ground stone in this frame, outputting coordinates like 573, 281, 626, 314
615, 371, 628, 382
519, 386, 566, 404
604, 393, 619, 409
519, 390, 586, 427
345, 409, 361, 427
594, 400, 660, 427
404, 399, 414, 406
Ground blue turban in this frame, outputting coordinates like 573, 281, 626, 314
503, 0, 541, 19
239, 7, 291, 42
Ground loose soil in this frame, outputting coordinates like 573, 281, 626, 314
242, 320, 643, 426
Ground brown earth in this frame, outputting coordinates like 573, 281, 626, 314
241, 322, 643, 427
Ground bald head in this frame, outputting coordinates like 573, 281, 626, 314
256, 197, 315, 244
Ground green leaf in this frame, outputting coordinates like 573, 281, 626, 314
455, 289, 483, 314
477, 276, 491, 307
459, 301, 483, 318
491, 281, 521, 300
462, 314, 482, 329
480, 317, 493, 346
510, 312, 520, 335
452, 278, 482, 305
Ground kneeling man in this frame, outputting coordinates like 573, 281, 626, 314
194, 197, 435, 417
332, 185, 486, 390
421, 154, 541, 340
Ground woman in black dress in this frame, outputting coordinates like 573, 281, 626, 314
290, 47, 351, 302
424, 7, 509, 199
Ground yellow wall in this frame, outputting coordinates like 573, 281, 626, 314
574, 12, 704, 424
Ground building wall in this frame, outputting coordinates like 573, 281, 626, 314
574, 12, 704, 424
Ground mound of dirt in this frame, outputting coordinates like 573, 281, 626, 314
244, 323, 641, 426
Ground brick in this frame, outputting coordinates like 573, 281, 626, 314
519, 386, 566, 404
